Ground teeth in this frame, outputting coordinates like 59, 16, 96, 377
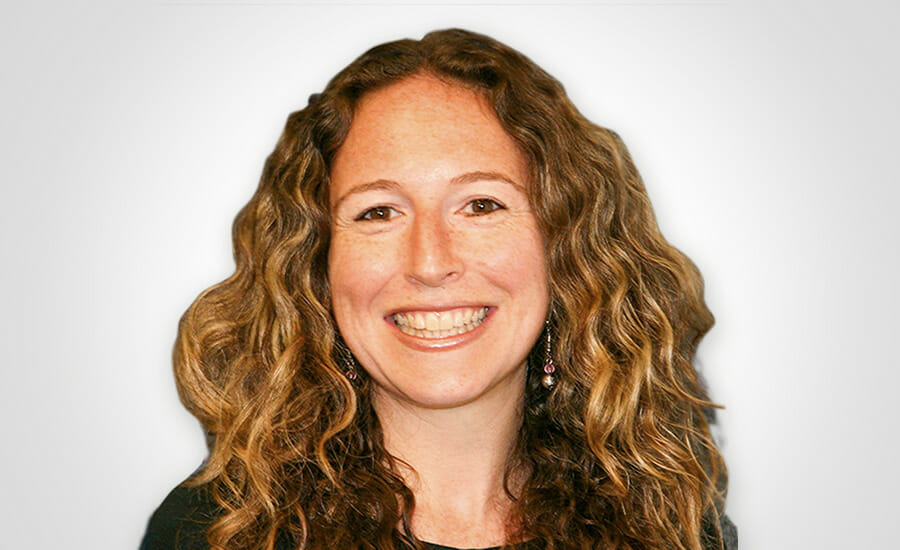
462, 309, 473, 325
426, 314, 439, 331
439, 314, 453, 330
392, 307, 488, 339
453, 310, 463, 326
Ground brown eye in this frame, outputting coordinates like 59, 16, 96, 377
465, 198, 505, 215
357, 206, 399, 222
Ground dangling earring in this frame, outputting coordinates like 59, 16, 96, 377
335, 336, 359, 381
541, 320, 556, 390
343, 352, 359, 381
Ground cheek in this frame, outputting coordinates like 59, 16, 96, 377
328, 233, 396, 311
467, 223, 547, 289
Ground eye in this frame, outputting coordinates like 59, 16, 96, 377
463, 198, 506, 216
356, 205, 401, 222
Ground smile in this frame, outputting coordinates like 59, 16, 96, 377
391, 307, 489, 339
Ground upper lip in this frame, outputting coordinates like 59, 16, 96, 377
385, 303, 493, 316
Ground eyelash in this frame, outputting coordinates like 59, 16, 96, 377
355, 206, 400, 222
354, 198, 506, 222
462, 198, 506, 216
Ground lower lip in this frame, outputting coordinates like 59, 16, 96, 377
385, 308, 494, 351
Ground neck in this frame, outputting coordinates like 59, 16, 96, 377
373, 378, 526, 548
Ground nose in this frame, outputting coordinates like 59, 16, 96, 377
405, 213, 464, 287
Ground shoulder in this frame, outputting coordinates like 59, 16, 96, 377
702, 512, 738, 550
719, 513, 738, 550
140, 482, 221, 550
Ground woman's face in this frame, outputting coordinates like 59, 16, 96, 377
328, 74, 549, 411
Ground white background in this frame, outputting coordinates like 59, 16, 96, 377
2, 1, 898, 548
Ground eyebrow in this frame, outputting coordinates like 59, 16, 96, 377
332, 170, 525, 212
450, 170, 525, 191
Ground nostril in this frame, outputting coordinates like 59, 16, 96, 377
405, 222, 464, 287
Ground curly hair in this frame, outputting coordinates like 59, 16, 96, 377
173, 28, 727, 550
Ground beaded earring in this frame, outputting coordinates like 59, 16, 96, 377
335, 336, 359, 381
541, 320, 557, 390
343, 354, 358, 381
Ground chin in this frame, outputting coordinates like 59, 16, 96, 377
373, 367, 527, 411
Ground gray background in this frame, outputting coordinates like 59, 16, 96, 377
2, 1, 897, 548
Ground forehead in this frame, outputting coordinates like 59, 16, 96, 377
330, 74, 527, 193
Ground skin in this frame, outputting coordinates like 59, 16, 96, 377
328, 73, 549, 546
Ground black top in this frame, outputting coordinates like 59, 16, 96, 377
139, 484, 527, 550
140, 483, 736, 550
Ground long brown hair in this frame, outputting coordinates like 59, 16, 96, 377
174, 28, 727, 550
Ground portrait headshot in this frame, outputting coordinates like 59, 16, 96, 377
1, 2, 897, 550
139, 27, 735, 550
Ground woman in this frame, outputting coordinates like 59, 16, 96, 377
142, 29, 735, 550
